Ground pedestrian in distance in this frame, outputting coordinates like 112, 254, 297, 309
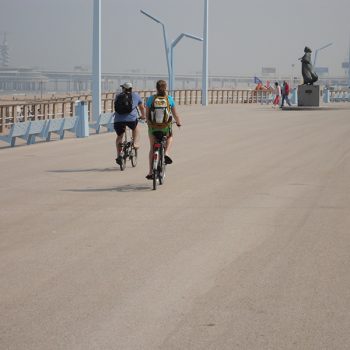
280, 80, 291, 107
114, 82, 146, 166
272, 82, 281, 108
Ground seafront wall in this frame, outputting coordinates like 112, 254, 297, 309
0, 89, 271, 133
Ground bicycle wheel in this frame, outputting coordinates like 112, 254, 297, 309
130, 147, 137, 167
120, 157, 126, 171
119, 148, 126, 171
152, 169, 157, 190
158, 155, 164, 185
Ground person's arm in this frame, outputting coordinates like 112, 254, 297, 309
138, 103, 146, 119
145, 96, 152, 123
146, 106, 151, 123
171, 106, 182, 127
168, 96, 181, 127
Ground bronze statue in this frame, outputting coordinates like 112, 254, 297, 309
299, 46, 318, 85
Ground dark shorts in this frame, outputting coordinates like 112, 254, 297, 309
114, 120, 138, 136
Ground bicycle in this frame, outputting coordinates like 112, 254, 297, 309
151, 131, 168, 190
116, 127, 138, 171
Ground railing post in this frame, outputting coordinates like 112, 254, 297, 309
75, 100, 89, 138
290, 88, 298, 105
323, 88, 330, 103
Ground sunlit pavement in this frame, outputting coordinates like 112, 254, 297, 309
1, 103, 350, 350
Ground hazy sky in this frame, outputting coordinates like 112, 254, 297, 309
0, 0, 349, 77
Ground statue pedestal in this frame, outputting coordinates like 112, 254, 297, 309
298, 85, 320, 107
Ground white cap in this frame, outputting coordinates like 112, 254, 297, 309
120, 82, 133, 89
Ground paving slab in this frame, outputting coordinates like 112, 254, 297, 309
1, 103, 350, 350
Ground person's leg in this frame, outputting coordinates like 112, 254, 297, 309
116, 134, 124, 155
273, 95, 278, 107
281, 95, 285, 107
114, 122, 125, 162
164, 126, 174, 164
165, 136, 173, 157
131, 125, 140, 149
286, 95, 291, 106
147, 133, 156, 177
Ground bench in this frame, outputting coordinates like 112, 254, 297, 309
60, 116, 78, 139
43, 118, 65, 141
42, 116, 78, 141
26, 120, 47, 144
0, 117, 78, 147
89, 112, 114, 134
0, 121, 31, 147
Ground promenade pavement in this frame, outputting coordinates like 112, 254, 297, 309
1, 103, 350, 350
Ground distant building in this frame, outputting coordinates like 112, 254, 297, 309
0, 33, 10, 67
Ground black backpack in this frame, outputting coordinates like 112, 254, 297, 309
114, 92, 133, 114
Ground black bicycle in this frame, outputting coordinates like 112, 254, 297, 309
152, 131, 167, 190
116, 127, 138, 171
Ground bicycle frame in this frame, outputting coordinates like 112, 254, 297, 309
118, 127, 137, 171
152, 132, 167, 190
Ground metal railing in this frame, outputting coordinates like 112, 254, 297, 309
0, 89, 272, 133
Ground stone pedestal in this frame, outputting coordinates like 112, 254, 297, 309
298, 85, 320, 107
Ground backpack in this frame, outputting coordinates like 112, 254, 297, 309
114, 92, 133, 114
149, 95, 172, 127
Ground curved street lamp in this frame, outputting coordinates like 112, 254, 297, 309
348, 36, 350, 87
140, 9, 202, 93
202, 0, 209, 106
313, 42, 333, 67
92, 0, 101, 121
170, 33, 203, 93
140, 10, 171, 84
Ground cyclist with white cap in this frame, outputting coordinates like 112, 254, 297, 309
114, 82, 145, 166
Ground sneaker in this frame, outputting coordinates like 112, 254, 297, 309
115, 156, 123, 166
164, 155, 173, 164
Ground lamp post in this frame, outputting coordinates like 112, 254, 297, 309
348, 36, 350, 87
291, 64, 295, 88
313, 42, 333, 67
202, 0, 209, 106
170, 33, 203, 93
140, 10, 171, 87
92, 0, 101, 122
140, 9, 203, 94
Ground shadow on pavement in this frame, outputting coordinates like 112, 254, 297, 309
49, 167, 117, 173
63, 184, 150, 193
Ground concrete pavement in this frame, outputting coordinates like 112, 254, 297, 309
1, 103, 350, 349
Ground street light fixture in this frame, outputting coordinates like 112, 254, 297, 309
202, 0, 209, 106
170, 33, 203, 93
140, 10, 171, 84
140, 9, 203, 94
348, 36, 350, 87
92, 0, 101, 122
313, 42, 333, 67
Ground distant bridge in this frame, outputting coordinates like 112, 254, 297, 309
0, 67, 348, 95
